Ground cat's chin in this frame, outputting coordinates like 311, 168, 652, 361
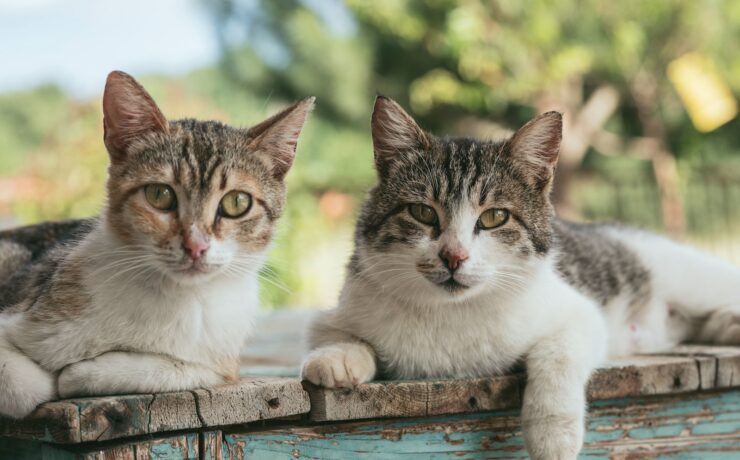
411, 278, 486, 305
164, 264, 225, 285
422, 274, 477, 297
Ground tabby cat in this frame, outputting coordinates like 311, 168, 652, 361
302, 96, 740, 459
0, 71, 313, 419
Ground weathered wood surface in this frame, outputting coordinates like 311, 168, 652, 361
308, 346, 740, 422
0, 378, 309, 444
220, 391, 740, 459
0, 433, 201, 460
1, 308, 740, 458
306, 375, 523, 422
6, 390, 740, 459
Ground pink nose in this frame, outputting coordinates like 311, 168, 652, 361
183, 237, 210, 260
439, 246, 469, 272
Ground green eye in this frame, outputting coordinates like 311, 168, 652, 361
479, 208, 509, 229
144, 184, 176, 211
408, 203, 438, 225
220, 190, 252, 218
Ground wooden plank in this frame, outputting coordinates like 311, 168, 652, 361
192, 378, 309, 428
0, 401, 81, 444
223, 390, 740, 459
76, 395, 153, 443
309, 355, 711, 422
1, 377, 310, 445
147, 392, 201, 434
584, 391, 740, 458
0, 434, 201, 460
661, 344, 740, 389
588, 355, 701, 400
308, 375, 522, 422
426, 375, 522, 416
83, 446, 135, 460
306, 380, 429, 422
2, 344, 739, 446
200, 431, 223, 460
131, 434, 199, 460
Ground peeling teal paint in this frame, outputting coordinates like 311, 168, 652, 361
3, 392, 740, 458
224, 392, 740, 459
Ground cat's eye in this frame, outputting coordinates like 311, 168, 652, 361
219, 190, 252, 218
408, 203, 438, 226
478, 208, 509, 229
144, 184, 176, 211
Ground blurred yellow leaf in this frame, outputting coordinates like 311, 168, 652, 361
668, 52, 737, 132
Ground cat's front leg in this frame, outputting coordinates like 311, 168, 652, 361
521, 300, 606, 460
301, 342, 377, 388
301, 311, 377, 389
57, 351, 227, 398
0, 328, 56, 419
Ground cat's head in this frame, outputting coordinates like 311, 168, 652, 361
101, 71, 313, 285
354, 96, 561, 305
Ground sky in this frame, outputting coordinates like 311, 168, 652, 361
0, 0, 220, 98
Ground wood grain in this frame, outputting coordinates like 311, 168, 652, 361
0, 377, 310, 445
222, 391, 740, 459
308, 349, 738, 422
666, 344, 740, 388
192, 378, 310, 427
1, 344, 739, 450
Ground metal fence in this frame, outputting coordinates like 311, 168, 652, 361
574, 166, 740, 264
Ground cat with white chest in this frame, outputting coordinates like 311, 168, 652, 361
0, 71, 314, 419
302, 96, 740, 459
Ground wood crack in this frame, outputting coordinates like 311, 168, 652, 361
190, 390, 206, 427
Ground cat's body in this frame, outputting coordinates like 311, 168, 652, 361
302, 97, 740, 459
0, 71, 314, 419
1, 218, 257, 370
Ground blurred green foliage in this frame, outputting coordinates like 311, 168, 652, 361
2, 0, 740, 307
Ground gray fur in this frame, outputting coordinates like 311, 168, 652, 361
0, 219, 94, 312
553, 220, 651, 308
355, 135, 553, 261
352, 121, 650, 311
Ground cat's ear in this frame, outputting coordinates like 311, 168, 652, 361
103, 71, 169, 164
506, 111, 562, 187
371, 96, 430, 174
247, 97, 315, 179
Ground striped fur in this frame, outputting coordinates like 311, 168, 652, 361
0, 71, 313, 419
304, 96, 740, 459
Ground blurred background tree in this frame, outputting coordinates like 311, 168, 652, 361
2, 0, 740, 308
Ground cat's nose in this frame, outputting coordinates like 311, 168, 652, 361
438, 246, 469, 272
183, 237, 210, 260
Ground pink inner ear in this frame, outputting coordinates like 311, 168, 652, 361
508, 112, 562, 181
247, 97, 314, 179
103, 71, 168, 160
371, 96, 429, 171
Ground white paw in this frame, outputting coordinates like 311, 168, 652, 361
301, 343, 376, 389
522, 413, 584, 460
57, 360, 98, 398
0, 355, 56, 419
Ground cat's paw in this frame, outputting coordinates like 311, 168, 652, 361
57, 360, 98, 398
522, 413, 583, 460
0, 355, 56, 419
301, 343, 376, 389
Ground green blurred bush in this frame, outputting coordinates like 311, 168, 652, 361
3, 0, 740, 307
